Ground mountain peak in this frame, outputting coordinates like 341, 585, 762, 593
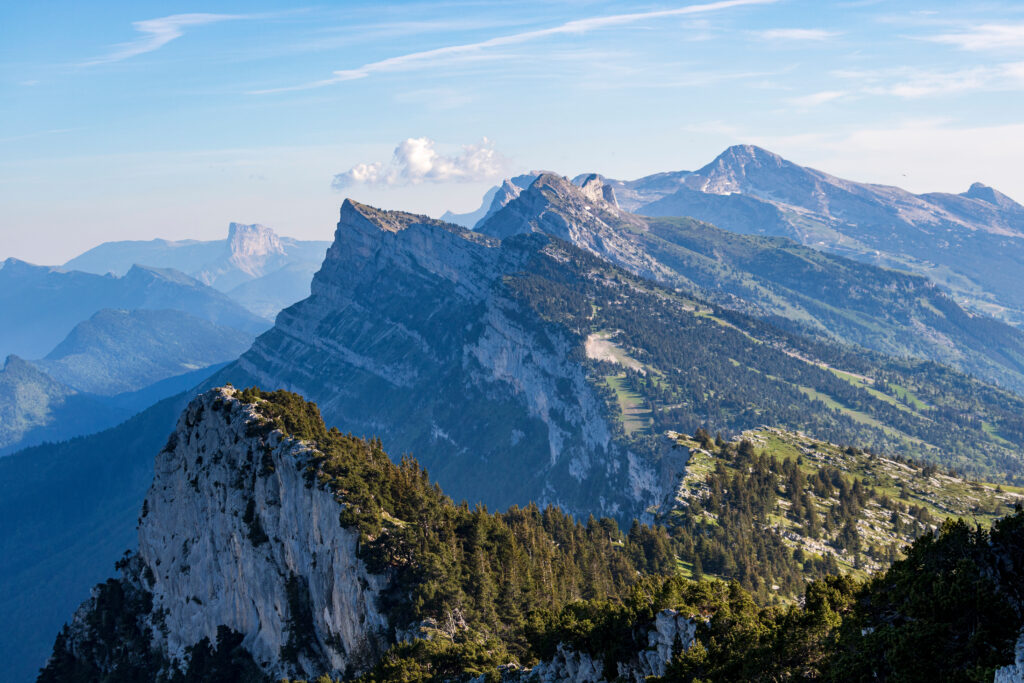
0, 257, 49, 274
962, 182, 1020, 209
2, 354, 30, 372
686, 144, 813, 198
225, 223, 285, 277
124, 263, 197, 286
339, 198, 442, 234
713, 144, 786, 170
577, 173, 620, 207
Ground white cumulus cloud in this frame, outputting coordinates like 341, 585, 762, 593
332, 138, 506, 189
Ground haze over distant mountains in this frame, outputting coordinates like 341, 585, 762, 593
36, 309, 253, 396
0, 309, 253, 456
0, 260, 266, 361
66, 222, 330, 318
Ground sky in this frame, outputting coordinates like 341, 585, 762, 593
2, 0, 1024, 264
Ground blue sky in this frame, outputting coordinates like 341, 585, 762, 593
3, 0, 1024, 263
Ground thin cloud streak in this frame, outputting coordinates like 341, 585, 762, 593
834, 62, 1024, 98
787, 90, 847, 106
926, 23, 1024, 51
79, 13, 246, 67
252, 0, 779, 94
756, 28, 839, 41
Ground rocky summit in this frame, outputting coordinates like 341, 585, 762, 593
39, 388, 390, 680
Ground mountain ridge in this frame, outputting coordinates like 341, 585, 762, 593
36, 308, 253, 396
619, 144, 1024, 326
473, 172, 1024, 396
215, 198, 680, 520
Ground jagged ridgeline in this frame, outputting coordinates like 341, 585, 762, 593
39, 387, 1024, 682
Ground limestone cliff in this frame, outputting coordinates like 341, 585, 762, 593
996, 634, 1024, 683
41, 387, 389, 681
39, 387, 693, 682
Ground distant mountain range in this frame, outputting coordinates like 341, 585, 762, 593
473, 172, 1024, 395
65, 222, 330, 318
0, 308, 253, 456
209, 196, 1024, 519
0, 355, 126, 457
440, 173, 538, 228
35, 308, 252, 396
0, 260, 266, 361
613, 145, 1024, 327
460, 146, 1024, 330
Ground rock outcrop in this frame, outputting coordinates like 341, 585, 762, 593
996, 633, 1024, 683
42, 388, 389, 681
508, 609, 696, 683
477, 173, 672, 285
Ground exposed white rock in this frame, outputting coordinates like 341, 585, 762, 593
995, 633, 1024, 683
58, 388, 390, 680
525, 644, 606, 683
621, 609, 697, 681
476, 173, 675, 288
194, 223, 289, 290
512, 609, 696, 683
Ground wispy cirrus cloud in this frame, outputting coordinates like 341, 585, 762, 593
787, 90, 848, 107
254, 0, 778, 94
79, 13, 247, 67
755, 28, 840, 41
332, 137, 506, 189
926, 22, 1024, 51
835, 62, 1024, 98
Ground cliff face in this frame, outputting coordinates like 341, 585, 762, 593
996, 634, 1024, 683
220, 200, 680, 519
42, 388, 389, 681
195, 223, 290, 291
